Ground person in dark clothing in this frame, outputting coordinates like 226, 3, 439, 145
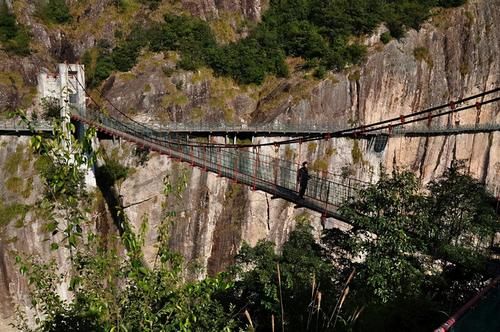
297, 161, 310, 199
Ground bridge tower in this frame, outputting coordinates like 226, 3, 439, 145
37, 63, 86, 126
37, 64, 96, 187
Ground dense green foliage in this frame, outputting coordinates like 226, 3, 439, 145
39, 97, 61, 119
83, 0, 465, 86
339, 171, 429, 302
38, 0, 72, 24
225, 222, 343, 331
96, 158, 130, 187
329, 166, 498, 330
0, 3, 30, 55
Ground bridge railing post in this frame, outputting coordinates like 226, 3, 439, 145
323, 182, 330, 217
348, 178, 352, 200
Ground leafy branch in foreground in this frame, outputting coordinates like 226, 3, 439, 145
17, 109, 97, 254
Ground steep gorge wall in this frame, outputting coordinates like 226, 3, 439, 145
0, 0, 499, 328
106, 0, 499, 279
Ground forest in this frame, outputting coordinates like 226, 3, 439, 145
1, 0, 466, 84
84, 0, 466, 85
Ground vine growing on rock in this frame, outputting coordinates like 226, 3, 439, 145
18, 110, 96, 251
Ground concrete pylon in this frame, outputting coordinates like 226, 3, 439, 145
37, 64, 96, 188
38, 63, 86, 124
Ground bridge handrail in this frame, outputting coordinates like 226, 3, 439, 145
73, 110, 369, 208
75, 109, 368, 184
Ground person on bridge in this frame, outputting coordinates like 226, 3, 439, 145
297, 161, 310, 199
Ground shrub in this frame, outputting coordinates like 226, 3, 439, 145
41, 97, 61, 119
139, 0, 161, 10
0, 3, 30, 55
438, 0, 466, 8
97, 159, 129, 187
0, 3, 18, 40
413, 46, 433, 66
380, 31, 391, 44
91, 53, 115, 87
40, 0, 72, 24
313, 66, 326, 79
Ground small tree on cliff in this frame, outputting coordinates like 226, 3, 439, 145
336, 170, 428, 303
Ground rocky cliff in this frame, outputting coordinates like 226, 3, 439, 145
0, 0, 499, 328
100, 0, 499, 276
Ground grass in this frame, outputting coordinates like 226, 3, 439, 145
209, 16, 237, 44
294, 211, 310, 223
307, 142, 317, 154
161, 92, 189, 108
351, 140, 363, 165
223, 107, 235, 123
459, 63, 469, 76
464, 10, 474, 27
4, 145, 25, 174
348, 70, 361, 82
325, 146, 336, 158
119, 72, 137, 81
22, 179, 33, 199
312, 158, 329, 173
191, 107, 204, 120
284, 146, 296, 161
0, 71, 23, 86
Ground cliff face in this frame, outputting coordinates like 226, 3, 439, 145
0, 137, 75, 330
101, 0, 499, 279
0, 0, 499, 328
181, 0, 265, 21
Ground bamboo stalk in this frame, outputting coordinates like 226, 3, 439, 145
277, 263, 285, 332
244, 309, 254, 330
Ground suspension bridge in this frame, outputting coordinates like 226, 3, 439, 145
2, 76, 499, 220
67, 92, 498, 221
70, 108, 368, 222
1, 116, 499, 137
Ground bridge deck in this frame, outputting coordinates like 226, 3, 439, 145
1, 118, 498, 137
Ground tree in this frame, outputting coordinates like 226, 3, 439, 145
0, 2, 30, 55
228, 222, 342, 331
338, 170, 427, 303
422, 164, 499, 312
425, 164, 498, 256
40, 0, 72, 24
326, 167, 499, 330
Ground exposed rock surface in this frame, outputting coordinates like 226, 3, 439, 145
181, 0, 265, 21
0, 137, 68, 330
